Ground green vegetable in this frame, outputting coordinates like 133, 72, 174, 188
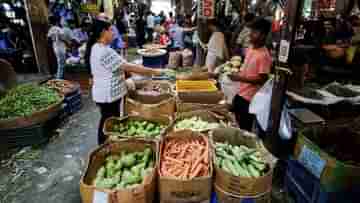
111, 119, 165, 139
175, 116, 221, 132
214, 142, 268, 178
93, 148, 155, 190
0, 84, 61, 120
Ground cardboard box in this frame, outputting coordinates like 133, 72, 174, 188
103, 115, 173, 141
173, 110, 229, 133
80, 140, 158, 203
158, 131, 213, 203
177, 91, 224, 105
126, 81, 176, 118
212, 128, 275, 196
214, 184, 271, 203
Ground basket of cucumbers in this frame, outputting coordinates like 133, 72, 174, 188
212, 128, 275, 196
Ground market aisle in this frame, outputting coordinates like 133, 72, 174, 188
0, 95, 98, 203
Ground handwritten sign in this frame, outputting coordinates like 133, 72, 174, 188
198, 0, 215, 19
80, 3, 99, 14
93, 190, 109, 203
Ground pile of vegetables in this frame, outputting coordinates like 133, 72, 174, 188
160, 136, 210, 179
0, 84, 61, 120
94, 148, 155, 189
214, 142, 268, 178
137, 83, 170, 96
111, 120, 166, 139
45, 79, 77, 95
174, 117, 221, 132
218, 56, 242, 74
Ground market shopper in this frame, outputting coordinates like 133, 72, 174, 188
205, 20, 229, 73
228, 18, 272, 131
85, 19, 162, 145
146, 12, 155, 42
47, 15, 71, 79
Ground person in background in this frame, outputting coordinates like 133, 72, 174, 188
136, 13, 146, 48
228, 18, 272, 131
146, 11, 155, 42
205, 20, 229, 73
164, 12, 175, 31
232, 13, 256, 57
85, 19, 163, 145
47, 15, 71, 79
72, 19, 90, 45
159, 27, 170, 46
154, 13, 162, 26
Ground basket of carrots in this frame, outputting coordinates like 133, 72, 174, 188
158, 130, 213, 203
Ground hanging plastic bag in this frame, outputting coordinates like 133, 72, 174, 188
279, 104, 292, 140
249, 78, 274, 131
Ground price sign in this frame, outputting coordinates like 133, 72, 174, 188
93, 190, 109, 203
298, 145, 326, 179
198, 0, 215, 19
80, 3, 99, 14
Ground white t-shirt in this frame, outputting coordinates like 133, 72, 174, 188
206, 32, 229, 71
147, 15, 155, 29
90, 43, 128, 103
47, 26, 67, 56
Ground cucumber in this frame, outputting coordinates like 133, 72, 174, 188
248, 164, 260, 178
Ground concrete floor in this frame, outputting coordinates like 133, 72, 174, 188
0, 95, 98, 203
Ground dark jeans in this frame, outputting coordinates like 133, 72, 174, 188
96, 99, 121, 145
146, 28, 153, 42
231, 95, 254, 131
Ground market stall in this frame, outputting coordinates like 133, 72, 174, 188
264, 0, 360, 202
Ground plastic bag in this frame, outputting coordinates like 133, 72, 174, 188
249, 78, 274, 131
279, 104, 292, 140
220, 75, 240, 104
182, 49, 193, 67
249, 78, 292, 140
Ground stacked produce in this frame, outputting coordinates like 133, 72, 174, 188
160, 136, 210, 179
137, 83, 170, 96
111, 120, 166, 139
218, 56, 242, 74
174, 116, 221, 132
214, 142, 268, 178
0, 84, 61, 120
45, 79, 77, 95
176, 80, 217, 92
93, 148, 155, 189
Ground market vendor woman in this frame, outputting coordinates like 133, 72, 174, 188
85, 19, 162, 145
228, 18, 272, 131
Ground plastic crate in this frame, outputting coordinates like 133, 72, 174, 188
285, 172, 314, 203
63, 90, 82, 115
286, 159, 320, 198
285, 158, 360, 203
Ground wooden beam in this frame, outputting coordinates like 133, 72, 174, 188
24, 0, 50, 74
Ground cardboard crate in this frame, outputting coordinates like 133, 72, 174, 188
158, 131, 213, 203
80, 140, 158, 203
173, 110, 229, 133
214, 184, 271, 203
103, 115, 173, 142
211, 128, 275, 196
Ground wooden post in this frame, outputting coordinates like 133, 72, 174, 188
265, 0, 303, 158
24, 0, 50, 74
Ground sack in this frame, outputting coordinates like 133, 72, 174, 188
168, 51, 181, 68
182, 49, 193, 67
249, 79, 274, 131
